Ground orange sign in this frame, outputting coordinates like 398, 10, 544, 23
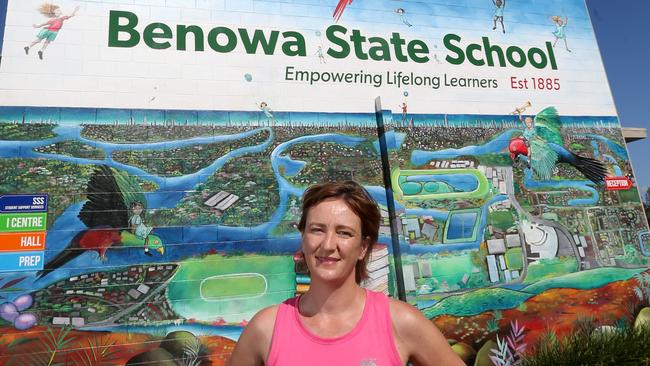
0, 232, 46, 251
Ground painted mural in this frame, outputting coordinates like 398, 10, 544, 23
383, 108, 650, 362
0, 0, 649, 365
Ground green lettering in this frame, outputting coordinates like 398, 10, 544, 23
466, 43, 484, 66
177, 25, 204, 51
483, 37, 505, 67
368, 37, 390, 61
108, 10, 140, 48
527, 47, 547, 69
282, 31, 306, 56
239, 29, 279, 55
506, 46, 526, 68
143, 23, 172, 49
389, 32, 407, 62
350, 29, 368, 60
546, 42, 558, 70
443, 33, 464, 65
326, 25, 350, 59
208, 27, 237, 53
407, 40, 429, 63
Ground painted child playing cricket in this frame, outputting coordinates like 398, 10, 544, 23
25, 3, 79, 60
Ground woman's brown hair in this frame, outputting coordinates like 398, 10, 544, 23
297, 181, 380, 284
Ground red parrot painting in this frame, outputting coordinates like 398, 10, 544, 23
508, 107, 607, 184
36, 228, 122, 279
36, 165, 165, 279
333, 0, 353, 22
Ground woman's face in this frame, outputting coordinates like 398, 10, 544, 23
54, 8, 62, 17
300, 198, 368, 284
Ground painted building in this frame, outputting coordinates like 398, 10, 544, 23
0, 0, 648, 364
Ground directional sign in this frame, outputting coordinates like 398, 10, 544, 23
0, 213, 48, 232
0, 232, 46, 251
0, 251, 44, 272
0, 194, 48, 213
605, 176, 634, 191
0, 196, 48, 271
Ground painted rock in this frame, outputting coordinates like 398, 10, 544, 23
0, 302, 19, 323
13, 294, 34, 311
634, 307, 650, 330
13, 312, 37, 330
452, 342, 477, 365
474, 339, 498, 366
126, 348, 177, 366
593, 325, 618, 335
160, 330, 202, 358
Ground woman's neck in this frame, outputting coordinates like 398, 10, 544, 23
299, 278, 365, 317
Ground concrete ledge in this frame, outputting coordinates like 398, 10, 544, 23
622, 127, 647, 143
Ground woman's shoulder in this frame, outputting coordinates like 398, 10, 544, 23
247, 304, 281, 336
386, 297, 426, 329
226, 304, 282, 365
386, 297, 465, 365
386, 296, 445, 345
227, 304, 281, 364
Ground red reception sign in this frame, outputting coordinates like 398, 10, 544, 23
605, 176, 633, 191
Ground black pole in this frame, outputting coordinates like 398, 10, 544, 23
374, 97, 407, 301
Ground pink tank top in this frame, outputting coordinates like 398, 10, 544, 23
267, 289, 403, 365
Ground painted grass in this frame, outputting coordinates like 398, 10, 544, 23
525, 324, 650, 366
505, 248, 524, 270
522, 257, 579, 285
522, 267, 645, 295
391, 168, 490, 201
423, 288, 531, 318
423, 267, 645, 319
200, 274, 267, 300
167, 254, 295, 323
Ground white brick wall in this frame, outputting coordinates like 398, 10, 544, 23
0, 0, 618, 115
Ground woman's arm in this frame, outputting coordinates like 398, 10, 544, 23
226, 305, 278, 366
389, 299, 465, 366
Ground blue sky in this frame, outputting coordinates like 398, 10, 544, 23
0, 0, 648, 200
585, 0, 650, 202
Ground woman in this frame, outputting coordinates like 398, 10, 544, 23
227, 181, 463, 365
